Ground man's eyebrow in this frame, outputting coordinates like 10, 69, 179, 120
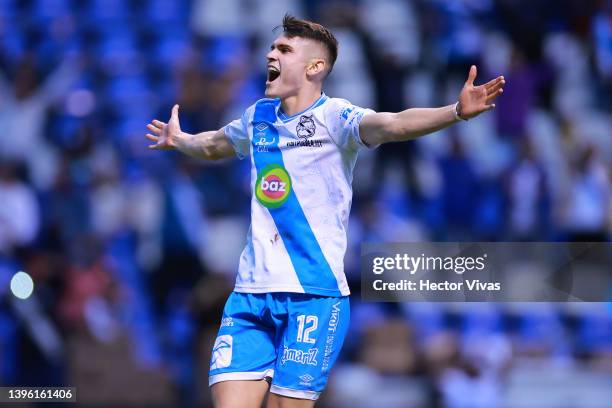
270, 42, 293, 51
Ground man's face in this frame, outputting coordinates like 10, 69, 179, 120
265, 35, 324, 98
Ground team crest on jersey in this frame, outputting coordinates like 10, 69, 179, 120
296, 115, 316, 139
256, 164, 292, 208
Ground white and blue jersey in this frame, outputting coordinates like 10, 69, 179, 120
223, 93, 376, 297
209, 94, 375, 399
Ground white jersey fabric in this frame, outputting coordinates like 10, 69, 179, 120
223, 93, 376, 297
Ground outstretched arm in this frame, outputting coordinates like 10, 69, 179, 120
145, 104, 236, 160
359, 66, 505, 146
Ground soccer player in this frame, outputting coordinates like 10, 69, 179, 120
145, 14, 505, 408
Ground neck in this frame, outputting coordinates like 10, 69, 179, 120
280, 85, 322, 117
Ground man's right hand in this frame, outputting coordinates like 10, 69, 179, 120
146, 104, 236, 160
146, 104, 184, 150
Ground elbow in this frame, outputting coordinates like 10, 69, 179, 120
203, 145, 234, 161
207, 152, 225, 161
200, 135, 224, 161
201, 146, 222, 161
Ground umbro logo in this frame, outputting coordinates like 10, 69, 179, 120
299, 374, 314, 386
255, 123, 268, 132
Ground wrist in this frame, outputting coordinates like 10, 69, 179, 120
173, 131, 191, 151
454, 101, 468, 121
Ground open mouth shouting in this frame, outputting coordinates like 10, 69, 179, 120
266, 65, 281, 84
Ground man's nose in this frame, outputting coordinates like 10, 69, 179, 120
266, 49, 277, 61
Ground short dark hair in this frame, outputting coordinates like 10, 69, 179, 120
277, 14, 339, 73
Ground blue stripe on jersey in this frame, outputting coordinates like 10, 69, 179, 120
251, 99, 341, 296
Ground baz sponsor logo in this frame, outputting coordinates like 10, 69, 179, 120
281, 346, 319, 366
255, 164, 292, 208
210, 335, 233, 370
221, 317, 234, 327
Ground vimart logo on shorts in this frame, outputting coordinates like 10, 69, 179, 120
255, 164, 292, 208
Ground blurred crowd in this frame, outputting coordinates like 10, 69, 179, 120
0, 0, 611, 406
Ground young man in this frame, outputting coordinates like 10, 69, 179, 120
146, 14, 505, 408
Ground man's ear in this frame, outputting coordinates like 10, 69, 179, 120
306, 59, 326, 77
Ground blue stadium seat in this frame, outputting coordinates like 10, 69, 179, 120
30, 0, 71, 20
103, 75, 154, 117
87, 0, 131, 22
577, 311, 612, 353
144, 0, 189, 24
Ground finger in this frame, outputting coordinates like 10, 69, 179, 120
466, 65, 477, 86
148, 142, 169, 150
145, 133, 159, 142
152, 119, 166, 128
485, 88, 504, 104
486, 81, 505, 95
483, 103, 496, 111
485, 76, 505, 92
146, 124, 162, 135
483, 77, 499, 89
171, 104, 179, 119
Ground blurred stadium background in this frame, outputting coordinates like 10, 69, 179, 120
0, 0, 611, 406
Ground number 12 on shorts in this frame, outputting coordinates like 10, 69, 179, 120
296, 315, 318, 344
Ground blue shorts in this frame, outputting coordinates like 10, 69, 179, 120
208, 292, 350, 400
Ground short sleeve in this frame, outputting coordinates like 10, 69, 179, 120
222, 106, 252, 159
324, 98, 377, 151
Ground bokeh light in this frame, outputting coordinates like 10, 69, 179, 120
10, 271, 34, 300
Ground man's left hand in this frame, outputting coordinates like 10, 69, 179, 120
457, 65, 505, 120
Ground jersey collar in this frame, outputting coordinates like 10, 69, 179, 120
277, 93, 328, 123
